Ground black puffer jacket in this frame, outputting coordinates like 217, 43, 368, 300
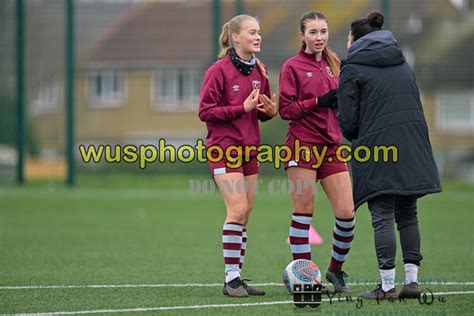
337, 30, 441, 210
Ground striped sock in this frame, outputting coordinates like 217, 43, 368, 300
289, 213, 313, 260
329, 217, 355, 271
239, 227, 247, 270
223, 222, 243, 283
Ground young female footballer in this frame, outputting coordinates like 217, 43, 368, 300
198, 14, 277, 297
279, 11, 355, 293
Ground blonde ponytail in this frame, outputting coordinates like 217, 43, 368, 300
255, 58, 268, 79
218, 22, 232, 59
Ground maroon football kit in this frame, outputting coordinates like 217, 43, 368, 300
199, 54, 272, 175
279, 47, 348, 179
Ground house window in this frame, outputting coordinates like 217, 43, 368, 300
153, 68, 202, 111
31, 81, 60, 114
156, 68, 179, 106
87, 71, 124, 107
436, 91, 474, 132
182, 69, 201, 103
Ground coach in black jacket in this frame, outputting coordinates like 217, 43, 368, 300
337, 12, 441, 300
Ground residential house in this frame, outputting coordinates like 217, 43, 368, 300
26, 0, 473, 179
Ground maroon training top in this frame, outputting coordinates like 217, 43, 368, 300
198, 55, 272, 152
279, 47, 341, 146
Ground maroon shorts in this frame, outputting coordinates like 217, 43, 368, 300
284, 133, 348, 180
208, 155, 259, 176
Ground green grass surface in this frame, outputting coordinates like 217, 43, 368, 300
1, 174, 473, 315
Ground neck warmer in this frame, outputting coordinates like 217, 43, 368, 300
229, 49, 256, 76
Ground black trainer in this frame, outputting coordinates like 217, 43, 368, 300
326, 270, 351, 293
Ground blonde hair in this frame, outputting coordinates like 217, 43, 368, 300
218, 15, 268, 79
323, 47, 341, 77
299, 11, 341, 77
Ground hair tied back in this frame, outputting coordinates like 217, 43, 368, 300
367, 11, 384, 28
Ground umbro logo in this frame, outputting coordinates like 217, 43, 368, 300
306, 72, 313, 78
232, 85, 240, 92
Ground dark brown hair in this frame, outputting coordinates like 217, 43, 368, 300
350, 11, 384, 42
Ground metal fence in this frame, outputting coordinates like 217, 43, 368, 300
1, 0, 473, 185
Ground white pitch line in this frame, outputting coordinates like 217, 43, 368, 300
432, 290, 474, 295
7, 301, 294, 316
6, 291, 474, 316
2, 281, 474, 290
0, 283, 225, 290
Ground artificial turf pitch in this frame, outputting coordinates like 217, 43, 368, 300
1, 174, 473, 315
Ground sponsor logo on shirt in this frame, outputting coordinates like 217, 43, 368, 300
306, 72, 313, 78
326, 67, 335, 77
232, 85, 240, 92
252, 80, 261, 90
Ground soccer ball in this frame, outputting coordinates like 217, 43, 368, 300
283, 259, 321, 294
